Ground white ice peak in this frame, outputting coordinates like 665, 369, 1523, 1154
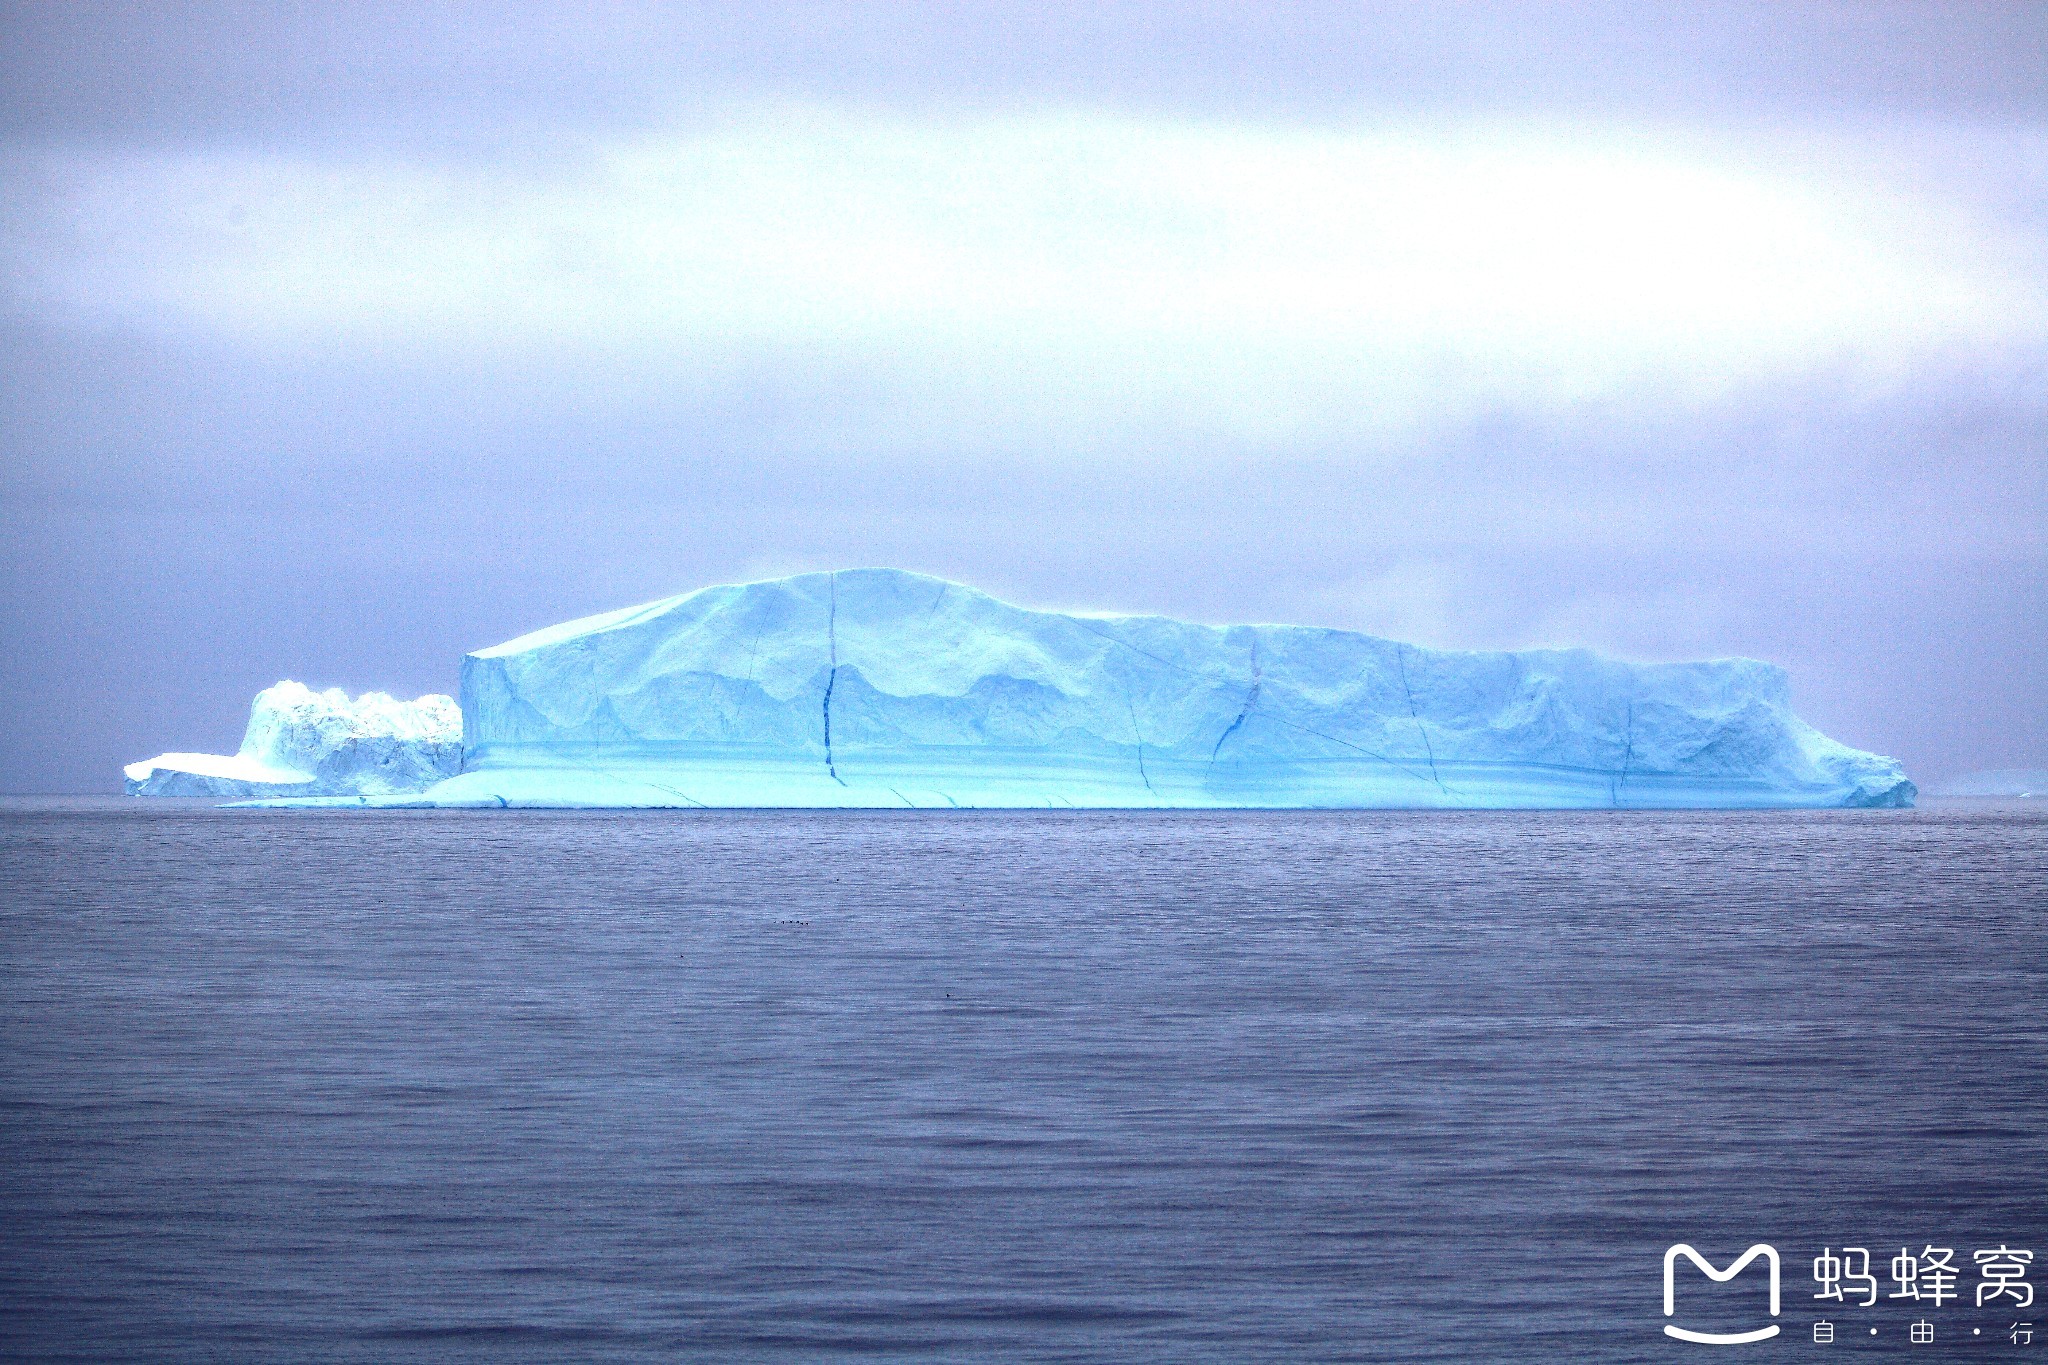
125, 681, 461, 798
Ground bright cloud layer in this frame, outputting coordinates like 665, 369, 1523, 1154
7, 108, 2044, 430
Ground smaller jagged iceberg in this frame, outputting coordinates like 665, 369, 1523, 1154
125, 681, 461, 798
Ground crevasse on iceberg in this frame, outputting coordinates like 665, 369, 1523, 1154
395, 568, 1912, 809
125, 681, 461, 798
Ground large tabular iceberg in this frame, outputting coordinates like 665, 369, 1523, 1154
355, 568, 1908, 809
126, 681, 462, 798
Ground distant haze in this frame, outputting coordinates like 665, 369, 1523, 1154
3, 1, 2043, 790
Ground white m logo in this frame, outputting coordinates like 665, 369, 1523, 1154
1663, 1243, 1781, 1344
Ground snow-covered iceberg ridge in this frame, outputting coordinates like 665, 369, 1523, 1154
322, 567, 1906, 809
126, 681, 461, 798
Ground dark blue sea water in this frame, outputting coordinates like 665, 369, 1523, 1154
2, 800, 2043, 1361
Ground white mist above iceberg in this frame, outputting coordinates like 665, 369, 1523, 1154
231, 568, 1909, 809
125, 681, 461, 798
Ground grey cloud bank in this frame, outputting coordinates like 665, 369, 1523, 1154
5, 2, 2046, 140
2, 2, 2044, 791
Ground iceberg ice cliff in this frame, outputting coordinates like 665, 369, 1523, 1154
125, 681, 461, 798
345, 568, 1907, 809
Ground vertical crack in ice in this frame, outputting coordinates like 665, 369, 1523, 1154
1126, 690, 1158, 799
822, 572, 847, 786
888, 786, 915, 808
1207, 639, 1262, 774
925, 583, 949, 620
1397, 644, 1451, 799
1612, 700, 1636, 808
820, 665, 843, 784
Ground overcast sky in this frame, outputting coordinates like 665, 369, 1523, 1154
3, 1, 2044, 791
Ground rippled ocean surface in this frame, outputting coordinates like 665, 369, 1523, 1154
2, 800, 2043, 1361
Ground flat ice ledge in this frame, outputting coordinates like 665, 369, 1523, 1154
123, 750, 318, 799
234, 745, 1915, 810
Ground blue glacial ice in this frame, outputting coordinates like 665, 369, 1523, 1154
266, 568, 1910, 809
125, 681, 462, 798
